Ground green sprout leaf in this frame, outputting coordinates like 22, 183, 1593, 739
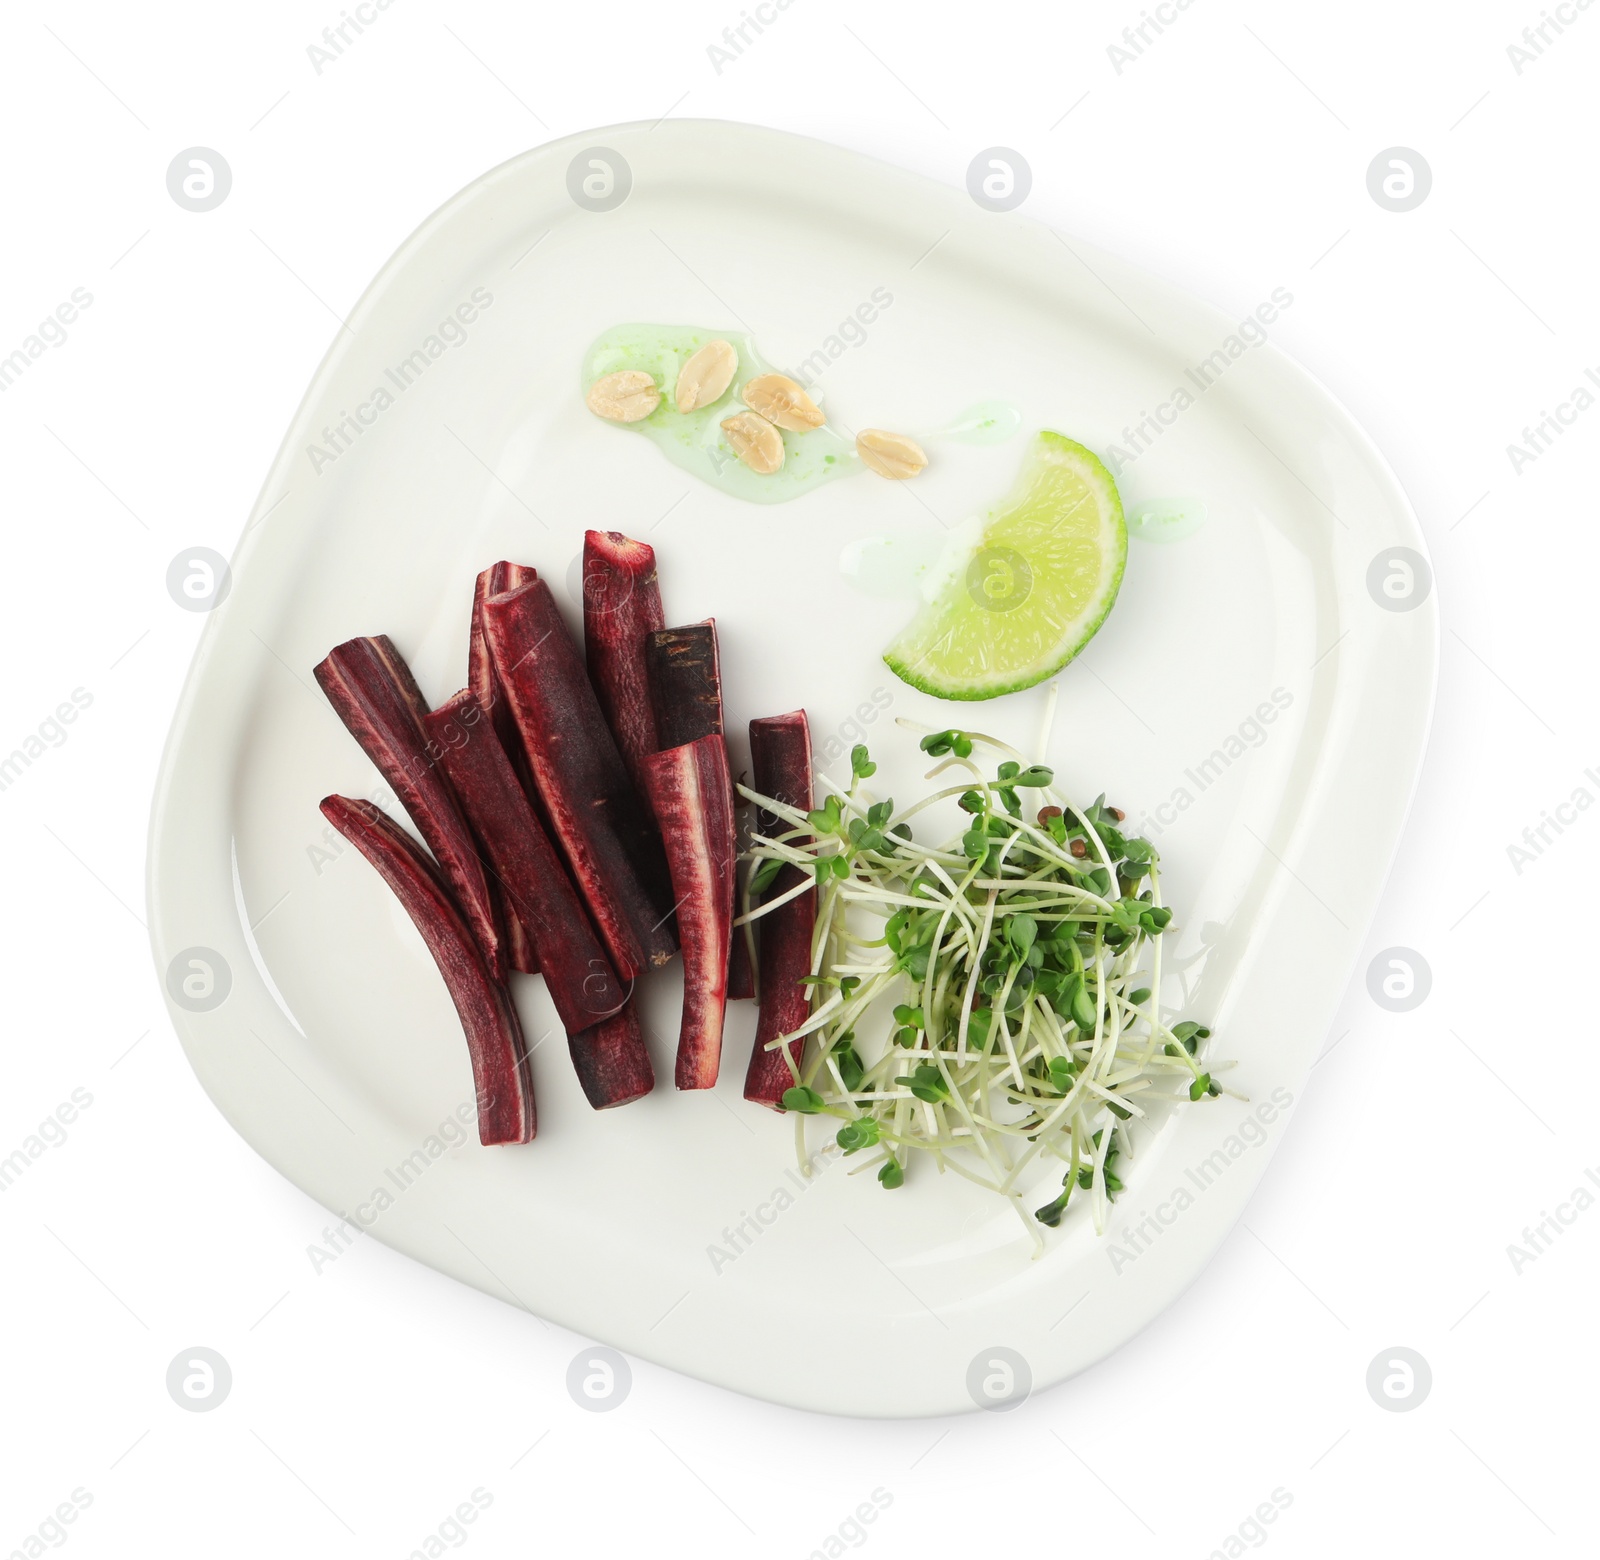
836, 1116, 880, 1153
883, 909, 908, 956
832, 1034, 865, 1091
891, 1002, 924, 1045
750, 857, 784, 895
1070, 984, 1097, 1033
1035, 1185, 1072, 1227
965, 1006, 994, 1048
1007, 913, 1038, 957
919, 729, 973, 759
896, 1064, 949, 1103
806, 795, 843, 835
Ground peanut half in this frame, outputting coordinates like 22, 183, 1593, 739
741, 372, 824, 432
675, 339, 738, 413
720, 411, 785, 474
855, 428, 928, 480
587, 370, 660, 423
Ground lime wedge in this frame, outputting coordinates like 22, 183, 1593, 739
883, 431, 1126, 701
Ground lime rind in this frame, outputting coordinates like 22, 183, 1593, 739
882, 431, 1127, 702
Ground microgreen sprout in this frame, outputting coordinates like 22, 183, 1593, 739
736, 727, 1224, 1256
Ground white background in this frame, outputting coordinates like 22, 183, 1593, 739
1, 1, 1593, 1556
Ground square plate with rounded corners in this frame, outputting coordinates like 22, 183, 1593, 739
149, 120, 1436, 1418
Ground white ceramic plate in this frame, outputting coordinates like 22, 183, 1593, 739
148, 120, 1436, 1418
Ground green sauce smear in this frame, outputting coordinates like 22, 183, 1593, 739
1127, 496, 1208, 543
582, 324, 857, 505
